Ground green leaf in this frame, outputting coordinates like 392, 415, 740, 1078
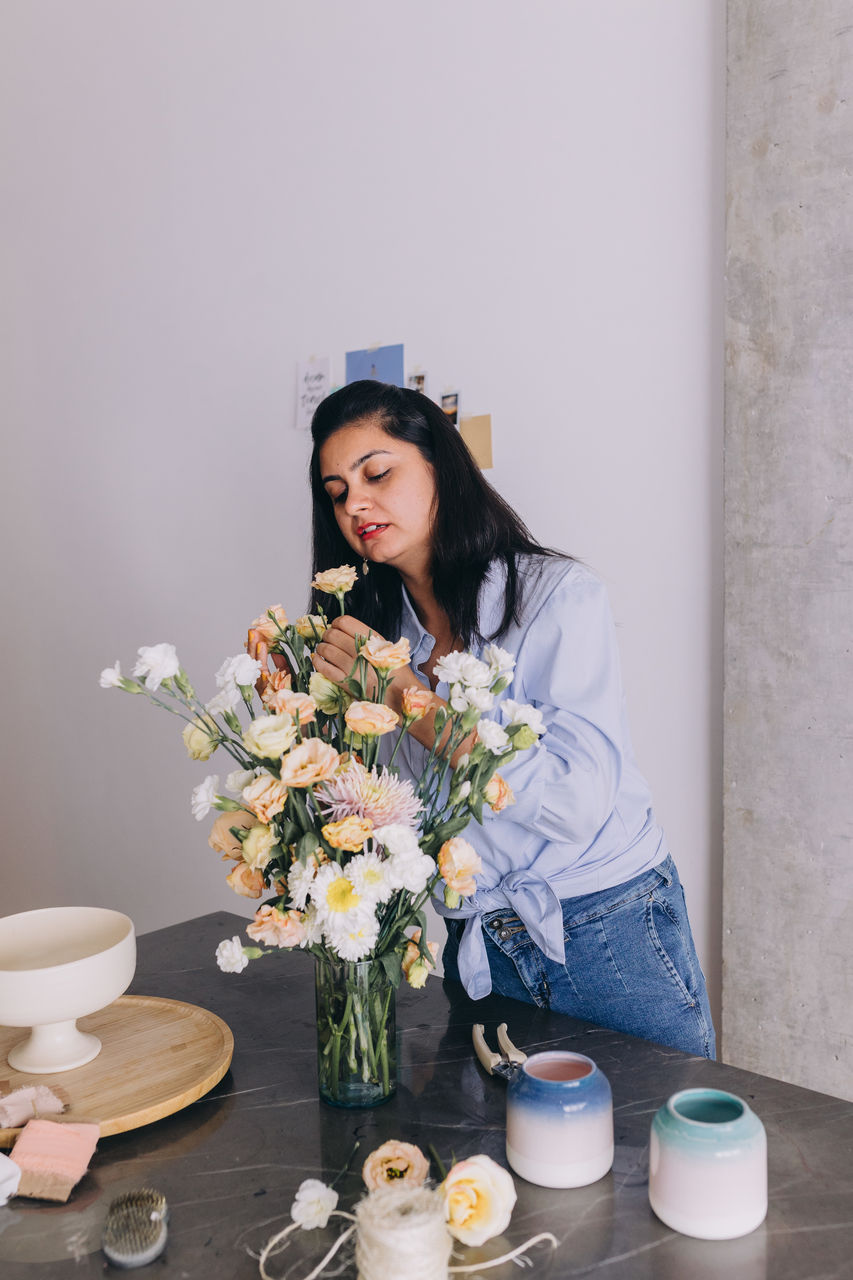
295, 831, 320, 863
378, 950, 404, 988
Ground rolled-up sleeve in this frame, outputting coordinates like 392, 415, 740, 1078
486, 568, 626, 846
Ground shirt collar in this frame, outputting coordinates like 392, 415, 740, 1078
397, 557, 511, 657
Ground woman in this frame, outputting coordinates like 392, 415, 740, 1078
308, 380, 715, 1058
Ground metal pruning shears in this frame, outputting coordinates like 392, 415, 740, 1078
472, 1023, 527, 1082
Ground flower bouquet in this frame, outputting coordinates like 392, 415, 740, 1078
101, 565, 541, 1106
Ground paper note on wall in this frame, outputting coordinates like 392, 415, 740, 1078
460, 414, 493, 469
295, 357, 330, 430
345, 344, 404, 387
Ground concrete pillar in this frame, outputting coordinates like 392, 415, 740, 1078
724, 1, 853, 1099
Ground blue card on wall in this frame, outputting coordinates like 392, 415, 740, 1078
345, 343, 404, 387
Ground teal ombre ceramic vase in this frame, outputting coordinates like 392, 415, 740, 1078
649, 1088, 767, 1239
506, 1051, 613, 1187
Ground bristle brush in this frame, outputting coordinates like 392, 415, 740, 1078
102, 1188, 168, 1269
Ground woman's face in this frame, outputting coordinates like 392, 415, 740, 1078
318, 418, 436, 580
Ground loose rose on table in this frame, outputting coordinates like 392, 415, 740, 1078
440, 1154, 517, 1246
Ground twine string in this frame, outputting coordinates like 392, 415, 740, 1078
257, 1189, 558, 1280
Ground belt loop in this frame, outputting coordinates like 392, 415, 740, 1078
656, 856, 673, 887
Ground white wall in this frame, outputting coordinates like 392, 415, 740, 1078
1, 2, 724, 1019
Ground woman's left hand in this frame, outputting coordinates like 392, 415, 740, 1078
313, 616, 419, 706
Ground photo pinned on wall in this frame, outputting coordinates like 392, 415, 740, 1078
441, 392, 459, 427
407, 371, 428, 397
295, 356, 330, 431
460, 414, 493, 470
345, 343, 404, 387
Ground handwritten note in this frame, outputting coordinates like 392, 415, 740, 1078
295, 357, 331, 431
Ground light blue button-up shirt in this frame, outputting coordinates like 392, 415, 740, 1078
385, 554, 666, 999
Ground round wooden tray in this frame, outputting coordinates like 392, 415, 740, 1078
0, 994, 233, 1146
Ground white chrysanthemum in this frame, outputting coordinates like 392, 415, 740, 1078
449, 683, 494, 714
291, 1179, 338, 1230
99, 661, 122, 689
327, 912, 380, 961
501, 699, 546, 736
215, 935, 248, 973
133, 643, 180, 691
191, 774, 220, 821
288, 858, 320, 910
312, 863, 364, 925
346, 851, 393, 906
482, 643, 516, 683
434, 651, 492, 689
386, 850, 435, 894
302, 904, 325, 947
476, 719, 512, 755
319, 760, 422, 828
373, 823, 421, 859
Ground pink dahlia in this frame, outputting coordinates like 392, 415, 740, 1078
319, 759, 422, 829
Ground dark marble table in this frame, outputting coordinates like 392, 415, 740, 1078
0, 911, 850, 1277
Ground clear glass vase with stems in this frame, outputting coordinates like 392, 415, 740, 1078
314, 955, 397, 1107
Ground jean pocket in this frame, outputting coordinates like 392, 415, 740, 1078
645, 888, 699, 1005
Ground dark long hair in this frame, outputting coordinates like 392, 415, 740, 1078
309, 381, 564, 644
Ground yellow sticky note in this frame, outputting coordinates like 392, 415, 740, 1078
459, 414, 493, 470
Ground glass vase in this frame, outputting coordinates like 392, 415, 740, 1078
314, 955, 396, 1107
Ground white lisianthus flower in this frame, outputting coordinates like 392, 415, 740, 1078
501, 699, 546, 736
476, 719, 511, 755
483, 643, 516, 683
290, 1179, 339, 1230
327, 912, 380, 961
346, 851, 393, 906
456, 781, 472, 800
242, 713, 297, 760
434, 651, 492, 689
99, 661, 123, 689
373, 823, 421, 859
191, 774, 220, 821
226, 768, 257, 794
386, 851, 435, 894
215, 935, 249, 973
132, 643, 180, 691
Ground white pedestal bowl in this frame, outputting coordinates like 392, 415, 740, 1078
0, 906, 136, 1073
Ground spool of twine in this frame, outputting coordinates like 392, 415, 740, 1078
355, 1187, 452, 1280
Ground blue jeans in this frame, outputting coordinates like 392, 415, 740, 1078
442, 855, 716, 1059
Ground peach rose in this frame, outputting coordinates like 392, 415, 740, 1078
321, 815, 374, 852
311, 565, 357, 595
483, 774, 515, 813
242, 823, 277, 871
226, 862, 265, 898
241, 774, 289, 823
264, 689, 317, 724
437, 837, 482, 897
279, 738, 340, 788
260, 669, 293, 712
294, 614, 325, 641
242, 714, 298, 760
401, 685, 434, 721
401, 929, 439, 989
345, 701, 399, 737
208, 809, 257, 861
440, 1154, 517, 1246
246, 904, 306, 948
361, 635, 412, 673
362, 1140, 430, 1192
249, 605, 289, 642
